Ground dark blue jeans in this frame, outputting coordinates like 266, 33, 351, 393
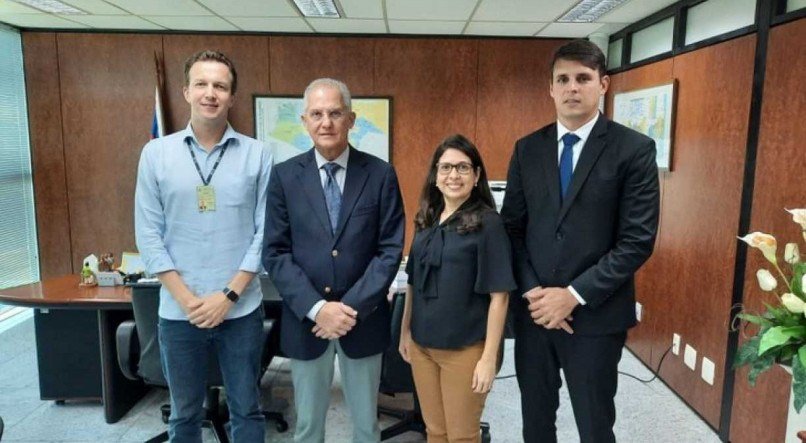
158, 307, 266, 443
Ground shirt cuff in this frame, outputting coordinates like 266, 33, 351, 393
238, 253, 262, 274
145, 255, 176, 276
568, 285, 586, 305
306, 300, 326, 321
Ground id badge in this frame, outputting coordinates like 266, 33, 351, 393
196, 185, 216, 212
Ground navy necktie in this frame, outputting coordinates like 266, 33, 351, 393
322, 162, 342, 234
559, 132, 580, 200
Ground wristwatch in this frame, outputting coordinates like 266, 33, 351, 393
222, 286, 240, 303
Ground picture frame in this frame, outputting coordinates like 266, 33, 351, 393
253, 95, 393, 164
612, 81, 676, 171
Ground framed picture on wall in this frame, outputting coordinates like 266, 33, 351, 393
612, 81, 676, 171
253, 95, 393, 164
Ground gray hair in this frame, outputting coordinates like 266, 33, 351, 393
302, 78, 352, 111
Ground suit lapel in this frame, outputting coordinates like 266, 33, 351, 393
556, 116, 608, 227
296, 150, 332, 235
540, 124, 561, 210
333, 147, 369, 242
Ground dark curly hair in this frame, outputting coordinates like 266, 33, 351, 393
414, 134, 495, 234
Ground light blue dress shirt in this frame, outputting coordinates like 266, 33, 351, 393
135, 123, 274, 320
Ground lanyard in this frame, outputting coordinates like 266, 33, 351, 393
186, 138, 228, 186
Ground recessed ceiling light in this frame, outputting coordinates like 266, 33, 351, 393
292, 0, 341, 18
10, 0, 86, 14
558, 0, 629, 23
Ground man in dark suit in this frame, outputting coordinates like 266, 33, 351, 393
501, 40, 660, 442
263, 78, 404, 442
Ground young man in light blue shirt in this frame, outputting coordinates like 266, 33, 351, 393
135, 50, 273, 442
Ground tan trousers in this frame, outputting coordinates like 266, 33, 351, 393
409, 340, 488, 443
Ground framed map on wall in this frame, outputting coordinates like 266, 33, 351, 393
254, 95, 392, 164
612, 81, 676, 171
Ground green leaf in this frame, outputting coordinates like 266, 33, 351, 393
792, 353, 806, 413
734, 337, 761, 368
758, 326, 806, 355
737, 313, 772, 327
748, 352, 775, 386
800, 345, 806, 369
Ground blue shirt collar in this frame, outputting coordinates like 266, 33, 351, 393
182, 122, 239, 151
314, 146, 350, 171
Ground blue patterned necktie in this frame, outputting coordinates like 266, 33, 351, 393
559, 132, 580, 200
322, 162, 342, 234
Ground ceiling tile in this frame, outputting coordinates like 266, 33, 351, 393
308, 18, 386, 33
104, 0, 211, 16
67, 14, 164, 29
386, 0, 476, 21
474, 0, 576, 22
339, 0, 383, 19
537, 22, 606, 38
0, 0, 40, 13
464, 21, 545, 36
62, 0, 127, 14
0, 13, 87, 27
145, 15, 237, 31
594, 22, 629, 34
226, 16, 312, 33
388, 20, 466, 35
198, 0, 298, 17
598, 0, 677, 23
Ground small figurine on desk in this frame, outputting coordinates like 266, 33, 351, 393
80, 261, 97, 287
98, 252, 115, 272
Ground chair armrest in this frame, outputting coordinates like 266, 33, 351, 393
116, 320, 140, 381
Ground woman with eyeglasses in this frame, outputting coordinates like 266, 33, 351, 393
399, 134, 515, 443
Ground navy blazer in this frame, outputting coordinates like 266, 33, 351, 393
501, 115, 660, 335
262, 147, 405, 360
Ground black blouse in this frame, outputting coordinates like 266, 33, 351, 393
406, 209, 516, 349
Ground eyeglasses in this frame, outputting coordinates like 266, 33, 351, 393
436, 162, 474, 175
306, 109, 348, 122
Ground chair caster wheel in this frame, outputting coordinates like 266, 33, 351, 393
480, 421, 491, 443
160, 404, 170, 424
276, 419, 289, 432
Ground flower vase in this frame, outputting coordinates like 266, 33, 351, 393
781, 365, 806, 442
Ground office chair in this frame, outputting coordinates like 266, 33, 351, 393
116, 285, 287, 443
378, 291, 491, 442
0, 415, 4, 441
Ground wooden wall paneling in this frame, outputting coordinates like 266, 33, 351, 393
648, 35, 756, 427
56, 33, 162, 271
729, 19, 806, 443
475, 39, 567, 180
269, 36, 375, 96
374, 39, 478, 252
162, 35, 270, 137
22, 33, 73, 278
605, 58, 674, 366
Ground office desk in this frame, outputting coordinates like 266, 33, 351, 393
0, 275, 148, 424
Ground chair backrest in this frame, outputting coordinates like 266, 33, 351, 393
131, 286, 167, 386
130, 285, 222, 387
380, 291, 415, 394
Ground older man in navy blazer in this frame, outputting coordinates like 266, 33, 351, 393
263, 78, 404, 442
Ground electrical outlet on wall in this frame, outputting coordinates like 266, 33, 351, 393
635, 302, 643, 322
672, 333, 681, 355
701, 357, 715, 385
684, 344, 697, 370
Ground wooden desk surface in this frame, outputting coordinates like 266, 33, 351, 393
0, 274, 132, 309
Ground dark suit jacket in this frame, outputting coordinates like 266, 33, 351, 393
262, 147, 405, 360
501, 115, 660, 335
